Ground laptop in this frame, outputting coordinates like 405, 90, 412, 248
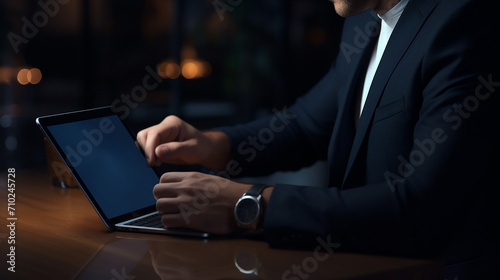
36, 106, 209, 238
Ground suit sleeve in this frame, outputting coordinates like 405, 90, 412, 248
216, 59, 342, 177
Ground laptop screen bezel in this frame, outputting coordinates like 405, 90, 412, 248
36, 106, 161, 229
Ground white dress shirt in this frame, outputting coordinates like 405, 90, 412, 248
359, 0, 410, 117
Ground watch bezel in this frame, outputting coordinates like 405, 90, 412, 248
235, 194, 262, 228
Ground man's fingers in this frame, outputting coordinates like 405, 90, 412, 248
137, 116, 200, 167
136, 129, 146, 146
136, 129, 151, 163
136, 116, 185, 165
159, 172, 190, 183
155, 139, 199, 165
160, 213, 187, 229
156, 197, 182, 214
145, 131, 163, 166
137, 128, 163, 166
153, 181, 183, 198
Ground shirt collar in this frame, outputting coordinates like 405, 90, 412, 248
378, 0, 410, 29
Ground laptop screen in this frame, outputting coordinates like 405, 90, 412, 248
47, 115, 158, 219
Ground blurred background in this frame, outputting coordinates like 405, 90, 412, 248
1, 0, 343, 185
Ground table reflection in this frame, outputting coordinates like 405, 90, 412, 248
73, 235, 267, 280
72, 236, 155, 280
149, 237, 261, 279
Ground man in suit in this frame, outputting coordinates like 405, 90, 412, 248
138, 0, 499, 276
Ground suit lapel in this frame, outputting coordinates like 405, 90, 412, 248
342, 0, 440, 187
328, 12, 380, 187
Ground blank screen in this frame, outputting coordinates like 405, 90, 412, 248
48, 115, 158, 219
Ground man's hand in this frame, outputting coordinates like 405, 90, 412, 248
137, 115, 231, 170
153, 172, 251, 235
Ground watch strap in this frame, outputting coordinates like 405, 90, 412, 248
246, 184, 269, 197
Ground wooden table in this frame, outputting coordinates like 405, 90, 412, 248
0, 169, 444, 279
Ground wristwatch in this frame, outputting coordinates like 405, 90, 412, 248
234, 184, 270, 230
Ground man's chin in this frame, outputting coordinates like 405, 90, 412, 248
333, 2, 371, 17
335, 9, 370, 18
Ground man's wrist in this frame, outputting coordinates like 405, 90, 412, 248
234, 184, 273, 231
200, 130, 232, 171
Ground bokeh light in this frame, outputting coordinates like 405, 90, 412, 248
17, 69, 30, 85
181, 61, 199, 79
28, 68, 42, 84
16, 68, 42, 85
158, 59, 211, 80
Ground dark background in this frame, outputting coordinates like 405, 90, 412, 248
1, 0, 343, 182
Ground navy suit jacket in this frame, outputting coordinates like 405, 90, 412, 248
219, 0, 500, 262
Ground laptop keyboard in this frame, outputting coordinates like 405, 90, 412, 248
124, 212, 165, 228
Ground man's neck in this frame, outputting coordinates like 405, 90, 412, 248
373, 0, 401, 15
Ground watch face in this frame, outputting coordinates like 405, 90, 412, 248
236, 197, 260, 225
